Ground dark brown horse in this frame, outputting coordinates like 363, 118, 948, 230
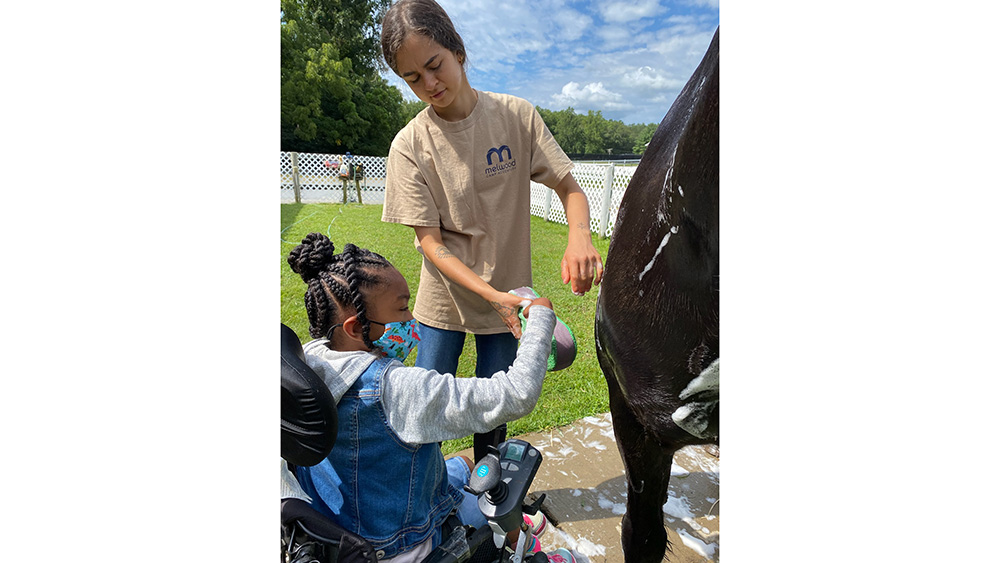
595, 28, 719, 563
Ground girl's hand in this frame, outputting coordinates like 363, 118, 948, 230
489, 291, 529, 339
562, 238, 604, 295
523, 296, 553, 317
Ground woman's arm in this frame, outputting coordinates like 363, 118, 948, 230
413, 225, 528, 338
551, 173, 605, 295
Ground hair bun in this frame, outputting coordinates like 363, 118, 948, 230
288, 233, 336, 281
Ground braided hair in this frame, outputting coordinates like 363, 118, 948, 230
287, 233, 393, 348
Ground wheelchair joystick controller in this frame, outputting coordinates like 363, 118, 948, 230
464, 440, 544, 559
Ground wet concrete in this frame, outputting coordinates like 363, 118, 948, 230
455, 413, 720, 563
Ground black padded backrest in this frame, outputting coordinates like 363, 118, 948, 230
281, 324, 338, 466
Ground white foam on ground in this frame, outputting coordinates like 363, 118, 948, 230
529, 414, 720, 560
574, 538, 606, 558
662, 494, 695, 520
552, 528, 607, 558
677, 528, 717, 559
596, 493, 626, 515
557, 446, 575, 458
582, 414, 611, 427
579, 440, 607, 451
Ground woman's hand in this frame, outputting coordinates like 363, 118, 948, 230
552, 174, 604, 295
562, 237, 604, 295
489, 291, 529, 339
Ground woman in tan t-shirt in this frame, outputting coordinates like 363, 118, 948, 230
380, 0, 603, 463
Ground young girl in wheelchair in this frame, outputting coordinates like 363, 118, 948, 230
284, 233, 570, 563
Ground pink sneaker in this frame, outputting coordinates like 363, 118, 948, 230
524, 511, 548, 536
546, 548, 576, 563
523, 533, 542, 555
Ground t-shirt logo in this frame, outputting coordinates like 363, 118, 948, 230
486, 145, 511, 165
485, 145, 516, 178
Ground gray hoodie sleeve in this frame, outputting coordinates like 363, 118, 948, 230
381, 306, 557, 444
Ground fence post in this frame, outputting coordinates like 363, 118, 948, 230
354, 164, 364, 204
598, 164, 615, 238
543, 187, 554, 221
291, 152, 302, 204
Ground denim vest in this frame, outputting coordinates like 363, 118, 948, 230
296, 356, 464, 559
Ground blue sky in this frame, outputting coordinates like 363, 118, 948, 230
383, 0, 719, 125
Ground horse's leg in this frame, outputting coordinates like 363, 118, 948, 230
607, 380, 675, 563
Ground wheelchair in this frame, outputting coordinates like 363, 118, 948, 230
281, 324, 548, 563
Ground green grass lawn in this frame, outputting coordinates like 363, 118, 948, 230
280, 203, 611, 455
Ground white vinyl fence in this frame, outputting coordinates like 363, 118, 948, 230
281, 151, 636, 238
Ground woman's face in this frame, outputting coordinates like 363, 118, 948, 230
395, 33, 467, 114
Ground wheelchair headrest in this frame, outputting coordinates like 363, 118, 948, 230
281, 324, 338, 466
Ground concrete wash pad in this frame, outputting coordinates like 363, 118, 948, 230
455, 413, 720, 563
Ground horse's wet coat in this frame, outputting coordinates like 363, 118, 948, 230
595, 27, 719, 563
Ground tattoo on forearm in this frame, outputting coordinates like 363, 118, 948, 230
490, 301, 516, 318
576, 222, 589, 231
434, 246, 455, 260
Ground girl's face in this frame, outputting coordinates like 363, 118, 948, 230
363, 267, 414, 342
396, 33, 470, 118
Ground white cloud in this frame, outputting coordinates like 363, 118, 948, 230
683, 0, 719, 8
598, 0, 668, 23
553, 82, 632, 111
438, 0, 593, 75
595, 24, 641, 48
621, 66, 686, 92
647, 28, 719, 70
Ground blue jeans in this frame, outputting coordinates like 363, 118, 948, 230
415, 323, 518, 460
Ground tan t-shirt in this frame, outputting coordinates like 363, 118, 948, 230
382, 91, 573, 334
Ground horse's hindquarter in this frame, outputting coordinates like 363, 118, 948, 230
596, 234, 718, 444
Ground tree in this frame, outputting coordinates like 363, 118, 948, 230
537, 106, 656, 156
400, 99, 428, 123
538, 107, 585, 154
538, 107, 651, 155
281, 0, 407, 155
630, 123, 658, 155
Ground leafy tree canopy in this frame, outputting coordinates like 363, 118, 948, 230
537, 107, 656, 156
281, 0, 405, 155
